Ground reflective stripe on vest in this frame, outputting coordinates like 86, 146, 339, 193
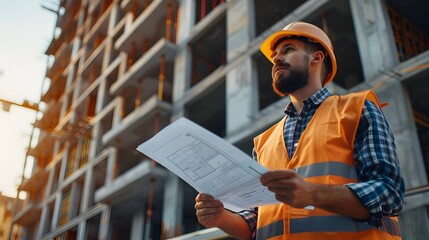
296, 161, 357, 180
257, 219, 283, 239
257, 216, 401, 239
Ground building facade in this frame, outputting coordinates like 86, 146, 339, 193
10, 0, 429, 239
1, 193, 22, 240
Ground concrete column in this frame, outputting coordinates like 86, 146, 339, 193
76, 0, 86, 30
51, 192, 62, 230
166, 1, 193, 232
226, 58, 259, 135
80, 168, 93, 212
75, 138, 83, 172
35, 206, 48, 239
172, 47, 192, 105
89, 118, 102, 161
96, 77, 107, 113
105, 147, 118, 186
375, 81, 427, 188
225, 0, 258, 135
102, 38, 113, 71
103, 2, 119, 73
71, 33, 82, 59
161, 172, 183, 238
131, 208, 145, 240
349, 0, 399, 81
77, 220, 87, 240
399, 207, 429, 240
60, 65, 76, 118
176, 0, 195, 45
84, 84, 102, 215
117, 52, 128, 78
99, 205, 110, 240
86, 91, 103, 221
70, 181, 82, 218
172, 0, 195, 104
44, 166, 56, 198
226, 0, 254, 61
375, 81, 429, 239
59, 142, 70, 185
35, 168, 56, 238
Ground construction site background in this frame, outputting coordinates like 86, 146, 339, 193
6, 0, 429, 239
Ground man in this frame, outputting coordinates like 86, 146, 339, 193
195, 22, 404, 239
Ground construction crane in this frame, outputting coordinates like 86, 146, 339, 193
0, 99, 39, 112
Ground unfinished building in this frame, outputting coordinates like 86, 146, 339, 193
10, 0, 429, 239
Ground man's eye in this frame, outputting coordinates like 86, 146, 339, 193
283, 47, 293, 54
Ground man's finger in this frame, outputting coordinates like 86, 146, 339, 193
195, 193, 214, 202
196, 206, 223, 217
267, 185, 293, 193
195, 200, 223, 210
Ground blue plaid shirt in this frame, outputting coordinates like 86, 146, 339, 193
239, 87, 405, 239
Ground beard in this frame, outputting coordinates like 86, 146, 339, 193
272, 61, 309, 96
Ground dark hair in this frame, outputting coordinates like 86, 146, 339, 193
274, 36, 332, 82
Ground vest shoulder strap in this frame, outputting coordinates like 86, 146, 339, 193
345, 90, 383, 108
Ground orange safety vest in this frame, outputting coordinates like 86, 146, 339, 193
253, 91, 401, 240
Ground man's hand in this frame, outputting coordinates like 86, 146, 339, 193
194, 193, 253, 239
195, 193, 225, 228
260, 170, 315, 208
260, 170, 371, 220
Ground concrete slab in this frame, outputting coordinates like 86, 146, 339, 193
94, 161, 167, 204
102, 95, 171, 146
110, 38, 176, 95
115, 0, 178, 51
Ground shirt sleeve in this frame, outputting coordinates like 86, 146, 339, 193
237, 208, 258, 240
346, 100, 405, 223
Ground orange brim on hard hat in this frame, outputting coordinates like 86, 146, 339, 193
260, 22, 337, 85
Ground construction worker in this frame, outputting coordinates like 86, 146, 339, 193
195, 22, 405, 239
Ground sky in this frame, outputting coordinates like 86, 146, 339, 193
0, 0, 56, 198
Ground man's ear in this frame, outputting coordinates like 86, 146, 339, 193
311, 51, 325, 63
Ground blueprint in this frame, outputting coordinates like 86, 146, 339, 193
137, 117, 279, 212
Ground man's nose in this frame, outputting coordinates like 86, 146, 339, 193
272, 53, 283, 64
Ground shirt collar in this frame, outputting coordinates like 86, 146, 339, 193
284, 87, 331, 116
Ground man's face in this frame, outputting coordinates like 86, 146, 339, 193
271, 39, 310, 96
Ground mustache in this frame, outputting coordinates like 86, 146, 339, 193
273, 62, 291, 68
272, 62, 291, 72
